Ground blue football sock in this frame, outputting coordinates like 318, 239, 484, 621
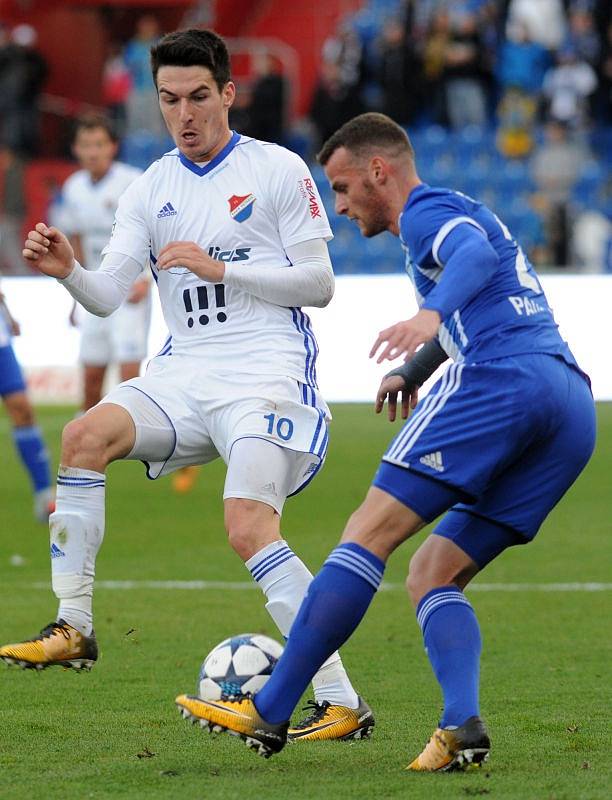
417, 586, 482, 728
13, 425, 51, 492
254, 542, 385, 724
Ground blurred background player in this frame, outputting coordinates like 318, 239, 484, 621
0, 283, 53, 522
1, 29, 372, 743
59, 115, 151, 412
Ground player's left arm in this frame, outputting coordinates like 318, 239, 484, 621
225, 237, 334, 308
156, 237, 334, 308
371, 222, 499, 363
420, 222, 500, 320
375, 338, 449, 421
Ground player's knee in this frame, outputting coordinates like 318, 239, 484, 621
225, 521, 259, 561
224, 499, 278, 561
60, 417, 106, 466
406, 549, 440, 606
225, 507, 256, 560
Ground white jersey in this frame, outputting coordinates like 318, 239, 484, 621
103, 133, 333, 385
61, 162, 143, 269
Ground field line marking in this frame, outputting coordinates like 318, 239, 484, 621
27, 580, 612, 592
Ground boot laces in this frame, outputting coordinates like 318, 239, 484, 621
293, 700, 331, 729
36, 622, 72, 642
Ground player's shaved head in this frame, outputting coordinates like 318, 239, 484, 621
151, 28, 231, 91
317, 113, 414, 166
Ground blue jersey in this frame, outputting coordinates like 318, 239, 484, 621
399, 184, 580, 369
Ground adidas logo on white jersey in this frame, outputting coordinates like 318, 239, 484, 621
419, 451, 445, 472
157, 202, 178, 218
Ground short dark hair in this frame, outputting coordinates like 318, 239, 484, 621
317, 113, 414, 165
73, 114, 117, 143
150, 28, 231, 91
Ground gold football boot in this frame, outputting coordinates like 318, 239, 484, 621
407, 716, 490, 772
0, 620, 98, 671
176, 693, 288, 758
288, 697, 375, 741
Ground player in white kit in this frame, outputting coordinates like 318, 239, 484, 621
60, 115, 151, 411
1, 28, 373, 742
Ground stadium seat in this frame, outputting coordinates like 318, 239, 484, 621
120, 131, 172, 171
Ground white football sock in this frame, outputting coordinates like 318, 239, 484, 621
246, 539, 359, 709
50, 466, 106, 636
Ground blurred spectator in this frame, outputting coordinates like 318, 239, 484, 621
495, 22, 549, 158
376, 18, 422, 126
565, 6, 601, 67
531, 120, 589, 265
310, 61, 364, 148
0, 24, 48, 156
244, 51, 286, 144
542, 45, 598, 128
506, 0, 567, 51
596, 20, 612, 122
228, 86, 253, 136
0, 145, 29, 276
124, 15, 165, 137
572, 209, 612, 271
497, 22, 550, 96
496, 88, 538, 157
422, 9, 452, 125
322, 22, 365, 95
102, 42, 132, 139
443, 11, 489, 128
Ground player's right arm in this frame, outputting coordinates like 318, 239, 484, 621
23, 223, 75, 279
23, 222, 145, 317
25, 179, 150, 318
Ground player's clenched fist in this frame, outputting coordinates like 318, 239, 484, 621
23, 223, 75, 279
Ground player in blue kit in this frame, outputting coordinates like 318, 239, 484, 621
0, 287, 53, 522
175, 113, 597, 769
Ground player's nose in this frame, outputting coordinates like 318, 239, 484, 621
178, 99, 194, 123
335, 196, 348, 216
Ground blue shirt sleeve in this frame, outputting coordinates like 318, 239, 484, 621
421, 223, 500, 319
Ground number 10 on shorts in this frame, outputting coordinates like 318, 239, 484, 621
264, 413, 294, 441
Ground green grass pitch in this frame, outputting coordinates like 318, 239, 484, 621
1, 403, 610, 799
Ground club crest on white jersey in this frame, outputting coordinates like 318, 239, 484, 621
228, 193, 256, 222
103, 133, 333, 384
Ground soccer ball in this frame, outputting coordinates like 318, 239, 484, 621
197, 633, 284, 700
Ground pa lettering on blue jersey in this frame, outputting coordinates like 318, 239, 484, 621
400, 184, 580, 369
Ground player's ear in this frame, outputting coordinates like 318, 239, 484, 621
369, 156, 387, 185
223, 81, 236, 109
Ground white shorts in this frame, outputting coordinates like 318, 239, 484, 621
100, 354, 331, 507
78, 297, 151, 366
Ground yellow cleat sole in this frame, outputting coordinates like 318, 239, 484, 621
1, 655, 96, 671
177, 704, 275, 758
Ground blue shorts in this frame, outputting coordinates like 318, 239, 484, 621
373, 354, 596, 566
0, 344, 26, 397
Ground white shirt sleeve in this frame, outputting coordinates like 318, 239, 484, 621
58, 253, 145, 316
223, 237, 334, 308
269, 148, 333, 249
101, 177, 151, 264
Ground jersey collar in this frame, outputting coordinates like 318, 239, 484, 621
177, 131, 240, 176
